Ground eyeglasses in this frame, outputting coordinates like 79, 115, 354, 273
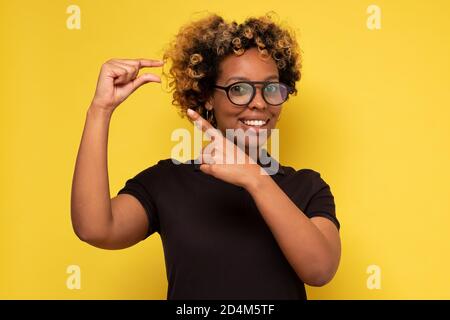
214, 81, 293, 106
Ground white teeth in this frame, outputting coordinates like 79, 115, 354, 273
242, 119, 267, 126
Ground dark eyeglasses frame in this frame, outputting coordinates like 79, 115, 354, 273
213, 81, 294, 107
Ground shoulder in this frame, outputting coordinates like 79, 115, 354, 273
282, 166, 324, 180
297, 168, 327, 182
131, 158, 194, 179
281, 166, 332, 191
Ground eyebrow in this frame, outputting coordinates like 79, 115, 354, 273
225, 75, 279, 84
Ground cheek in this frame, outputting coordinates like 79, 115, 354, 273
214, 102, 243, 126
269, 109, 282, 127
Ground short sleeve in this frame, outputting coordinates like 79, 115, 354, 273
117, 167, 161, 238
304, 171, 341, 231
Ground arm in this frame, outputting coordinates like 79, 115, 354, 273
70, 106, 150, 249
70, 58, 163, 249
245, 171, 341, 286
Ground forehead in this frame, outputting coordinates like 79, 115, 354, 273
218, 47, 279, 81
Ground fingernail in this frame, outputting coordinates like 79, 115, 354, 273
187, 108, 195, 117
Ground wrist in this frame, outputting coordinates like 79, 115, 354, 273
87, 103, 114, 120
243, 164, 269, 193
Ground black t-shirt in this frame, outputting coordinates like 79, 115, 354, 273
117, 151, 340, 300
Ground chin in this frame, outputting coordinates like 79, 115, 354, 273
220, 121, 274, 149
234, 133, 269, 150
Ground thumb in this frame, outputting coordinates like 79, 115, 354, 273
131, 73, 161, 91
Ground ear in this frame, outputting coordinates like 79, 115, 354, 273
205, 96, 214, 110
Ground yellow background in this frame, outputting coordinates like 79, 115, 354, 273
1, 0, 449, 299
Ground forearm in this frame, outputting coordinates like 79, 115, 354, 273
245, 171, 335, 285
70, 105, 114, 241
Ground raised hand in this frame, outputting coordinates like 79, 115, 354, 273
90, 58, 164, 112
186, 108, 262, 189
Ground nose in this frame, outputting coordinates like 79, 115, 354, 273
247, 85, 267, 110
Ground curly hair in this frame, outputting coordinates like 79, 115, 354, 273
162, 12, 302, 128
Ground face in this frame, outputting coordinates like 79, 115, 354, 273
206, 47, 284, 150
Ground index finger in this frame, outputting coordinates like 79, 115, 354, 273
116, 58, 164, 68
137, 58, 165, 67
186, 108, 221, 138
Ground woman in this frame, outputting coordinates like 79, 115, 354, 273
71, 13, 341, 300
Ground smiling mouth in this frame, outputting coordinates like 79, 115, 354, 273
239, 118, 270, 127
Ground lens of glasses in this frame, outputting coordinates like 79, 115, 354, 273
228, 83, 254, 105
228, 82, 289, 105
263, 83, 289, 105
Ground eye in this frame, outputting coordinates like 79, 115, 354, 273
230, 83, 251, 96
264, 83, 280, 94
